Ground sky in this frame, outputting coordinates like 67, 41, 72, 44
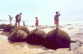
0, 0, 83, 26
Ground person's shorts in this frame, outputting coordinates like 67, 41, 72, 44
54, 20, 59, 24
16, 19, 21, 22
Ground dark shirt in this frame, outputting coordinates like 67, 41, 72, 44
54, 13, 60, 21
15, 14, 21, 22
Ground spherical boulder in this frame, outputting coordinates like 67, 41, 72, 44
8, 29, 29, 43
26, 29, 46, 45
15, 26, 29, 33
43, 29, 71, 50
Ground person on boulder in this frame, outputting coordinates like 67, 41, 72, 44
54, 11, 60, 29
8, 15, 13, 25
15, 12, 22, 27
35, 17, 39, 29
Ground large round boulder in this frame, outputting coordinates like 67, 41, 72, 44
43, 29, 71, 50
26, 29, 46, 45
15, 26, 29, 33
8, 29, 29, 43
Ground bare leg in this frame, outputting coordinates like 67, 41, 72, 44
56, 24, 58, 28
10, 20, 12, 25
18, 21, 20, 27
15, 21, 18, 28
56, 21, 59, 33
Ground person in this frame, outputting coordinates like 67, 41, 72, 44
35, 17, 39, 29
8, 15, 13, 25
54, 11, 60, 29
23, 21, 26, 26
15, 13, 22, 27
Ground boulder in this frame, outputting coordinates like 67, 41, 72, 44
8, 29, 29, 43
43, 29, 71, 50
15, 26, 29, 33
26, 29, 46, 45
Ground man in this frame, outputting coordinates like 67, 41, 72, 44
35, 17, 39, 29
15, 13, 22, 27
8, 15, 13, 25
54, 11, 60, 29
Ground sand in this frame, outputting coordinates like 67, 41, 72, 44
0, 24, 83, 54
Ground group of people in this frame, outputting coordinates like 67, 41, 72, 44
35, 11, 60, 29
8, 11, 60, 29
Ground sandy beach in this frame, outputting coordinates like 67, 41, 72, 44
0, 24, 83, 54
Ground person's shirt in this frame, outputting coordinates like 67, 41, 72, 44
15, 14, 21, 21
54, 13, 60, 20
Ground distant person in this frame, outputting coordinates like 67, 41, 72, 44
54, 11, 60, 29
15, 13, 22, 27
8, 15, 13, 25
35, 17, 39, 29
23, 21, 26, 26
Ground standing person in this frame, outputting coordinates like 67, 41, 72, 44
15, 13, 22, 27
8, 15, 13, 25
23, 21, 26, 26
54, 11, 60, 29
35, 17, 39, 29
